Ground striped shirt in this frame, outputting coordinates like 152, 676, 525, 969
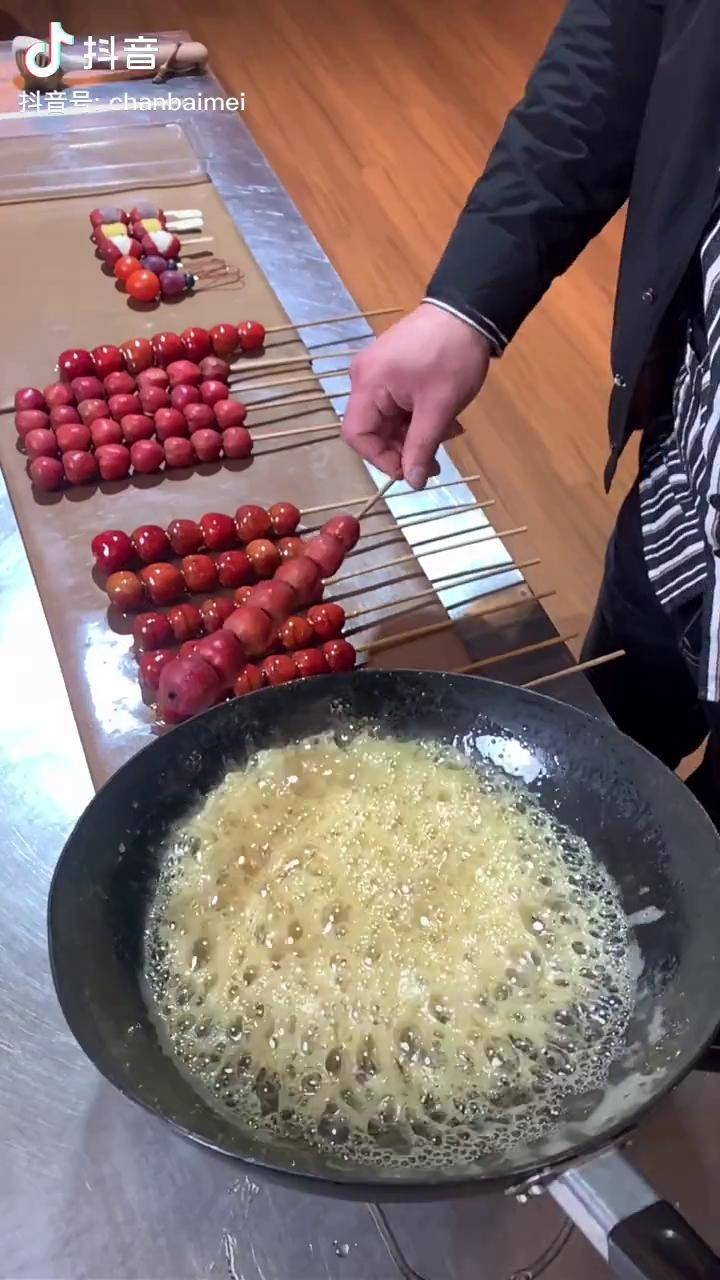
639, 207, 720, 702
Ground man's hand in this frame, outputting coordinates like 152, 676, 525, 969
341, 303, 491, 489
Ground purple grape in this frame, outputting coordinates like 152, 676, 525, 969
158, 270, 187, 299
132, 201, 157, 219
141, 254, 169, 275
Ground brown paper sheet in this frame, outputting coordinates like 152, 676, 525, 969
0, 180, 471, 785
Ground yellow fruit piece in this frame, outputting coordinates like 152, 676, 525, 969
100, 221, 128, 238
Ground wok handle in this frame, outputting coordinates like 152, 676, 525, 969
608, 1201, 720, 1279
550, 1150, 720, 1279
696, 1039, 720, 1072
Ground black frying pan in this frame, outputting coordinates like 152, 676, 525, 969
48, 670, 720, 1276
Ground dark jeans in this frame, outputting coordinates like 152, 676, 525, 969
580, 482, 720, 828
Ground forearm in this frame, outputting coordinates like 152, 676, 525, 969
427, 0, 663, 346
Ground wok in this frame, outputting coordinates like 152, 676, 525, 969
48, 669, 720, 1278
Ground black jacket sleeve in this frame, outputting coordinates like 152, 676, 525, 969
426, 0, 663, 347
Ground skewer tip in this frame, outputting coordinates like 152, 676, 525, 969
358, 474, 398, 519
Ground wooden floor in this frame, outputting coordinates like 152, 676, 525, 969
7, 0, 639, 643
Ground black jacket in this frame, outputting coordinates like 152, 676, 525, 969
427, 0, 720, 487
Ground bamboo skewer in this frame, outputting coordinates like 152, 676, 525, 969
304, 497, 495, 537
522, 650, 625, 689
392, 498, 494, 530
359, 475, 397, 518
429, 557, 541, 588
359, 633, 578, 675
425, 523, 524, 565
263, 306, 402, 337
253, 422, 340, 443
351, 559, 541, 604
358, 590, 558, 653
229, 349, 359, 380
249, 390, 335, 413
347, 518, 526, 560
231, 367, 350, 397
355, 504, 496, 540
250, 414, 341, 436
355, 609, 626, 687
456, 633, 578, 675
331, 526, 529, 585
326, 557, 541, 605
348, 586, 556, 629
302, 474, 487, 516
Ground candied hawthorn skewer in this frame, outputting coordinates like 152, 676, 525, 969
156, 525, 355, 720
20, 371, 341, 490
92, 503, 307, 576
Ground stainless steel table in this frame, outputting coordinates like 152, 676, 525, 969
1, 38, 719, 1280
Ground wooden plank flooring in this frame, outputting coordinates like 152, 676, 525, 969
6, 0, 639, 643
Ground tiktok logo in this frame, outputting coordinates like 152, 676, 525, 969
21, 21, 74, 78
